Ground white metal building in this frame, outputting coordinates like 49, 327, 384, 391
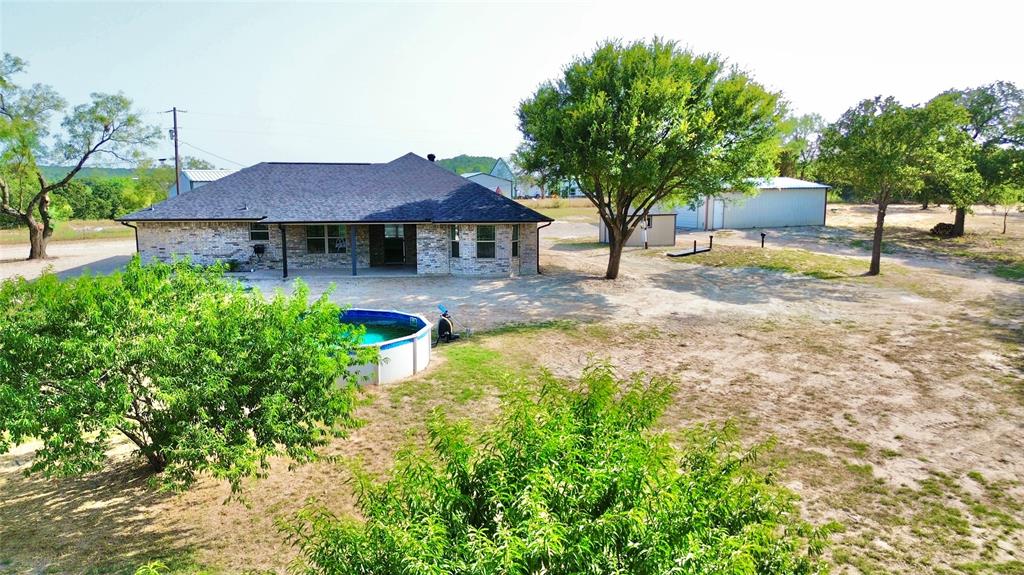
674, 177, 830, 230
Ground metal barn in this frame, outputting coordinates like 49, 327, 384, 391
674, 177, 830, 230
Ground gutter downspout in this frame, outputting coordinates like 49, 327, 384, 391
536, 221, 553, 274
278, 224, 288, 279
120, 221, 139, 254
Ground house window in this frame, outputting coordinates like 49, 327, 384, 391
249, 223, 269, 241
384, 224, 404, 239
476, 225, 495, 259
450, 225, 460, 258
511, 225, 520, 257
306, 224, 346, 254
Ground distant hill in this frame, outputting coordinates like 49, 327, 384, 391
436, 155, 498, 176
39, 165, 139, 181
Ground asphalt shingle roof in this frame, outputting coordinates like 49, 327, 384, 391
120, 153, 552, 224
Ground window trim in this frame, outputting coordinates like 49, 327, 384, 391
249, 223, 270, 241
476, 225, 496, 259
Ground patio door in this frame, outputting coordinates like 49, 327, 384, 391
383, 224, 405, 264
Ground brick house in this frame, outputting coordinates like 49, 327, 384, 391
118, 153, 553, 277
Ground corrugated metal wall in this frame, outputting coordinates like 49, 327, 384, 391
722, 189, 825, 228
674, 190, 825, 229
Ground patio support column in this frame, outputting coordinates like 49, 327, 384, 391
350, 224, 357, 276
278, 224, 288, 279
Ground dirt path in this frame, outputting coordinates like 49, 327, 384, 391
0, 238, 135, 281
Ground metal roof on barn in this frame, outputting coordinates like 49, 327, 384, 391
183, 169, 237, 182
120, 153, 552, 224
754, 177, 831, 190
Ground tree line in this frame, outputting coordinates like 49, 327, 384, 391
516, 39, 1023, 278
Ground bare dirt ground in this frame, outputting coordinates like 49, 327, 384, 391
1, 205, 1022, 574
0, 238, 134, 281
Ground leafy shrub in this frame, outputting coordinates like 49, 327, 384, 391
283, 363, 832, 574
0, 257, 373, 491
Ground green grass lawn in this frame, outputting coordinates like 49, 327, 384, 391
673, 245, 869, 279
531, 206, 599, 222
0, 219, 134, 245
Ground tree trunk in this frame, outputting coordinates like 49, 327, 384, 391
605, 236, 625, 280
27, 221, 49, 260
145, 451, 168, 473
24, 193, 53, 260
952, 207, 966, 237
921, 198, 929, 209
868, 203, 887, 276
1004, 211, 1009, 234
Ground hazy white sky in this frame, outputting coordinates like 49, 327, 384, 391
3, 1, 1022, 167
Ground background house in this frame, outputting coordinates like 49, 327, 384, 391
674, 177, 830, 230
168, 169, 236, 198
461, 171, 514, 198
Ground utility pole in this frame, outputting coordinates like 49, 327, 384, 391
163, 107, 186, 196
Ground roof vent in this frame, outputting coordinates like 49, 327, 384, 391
427, 153, 436, 162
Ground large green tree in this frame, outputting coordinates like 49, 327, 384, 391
819, 96, 980, 275
517, 39, 782, 279
0, 53, 158, 258
0, 258, 372, 491
940, 81, 1024, 235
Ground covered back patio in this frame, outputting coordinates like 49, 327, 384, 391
274, 223, 419, 278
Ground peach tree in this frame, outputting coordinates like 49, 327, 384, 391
284, 363, 833, 574
0, 258, 371, 490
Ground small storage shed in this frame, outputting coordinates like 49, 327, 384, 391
598, 212, 677, 247
674, 177, 830, 230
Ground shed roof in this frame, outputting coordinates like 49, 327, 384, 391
120, 153, 552, 224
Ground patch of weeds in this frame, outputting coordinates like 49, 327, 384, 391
550, 239, 606, 251
993, 263, 1024, 281
845, 440, 871, 457
389, 342, 527, 407
880, 448, 902, 458
669, 245, 867, 279
956, 560, 1024, 574
486, 319, 579, 336
849, 238, 897, 254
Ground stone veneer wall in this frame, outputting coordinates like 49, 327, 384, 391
137, 221, 540, 276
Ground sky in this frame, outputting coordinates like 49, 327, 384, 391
3, 0, 1023, 168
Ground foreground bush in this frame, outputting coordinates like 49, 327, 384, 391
284, 363, 832, 574
0, 257, 371, 490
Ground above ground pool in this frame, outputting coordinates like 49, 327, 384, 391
340, 309, 432, 384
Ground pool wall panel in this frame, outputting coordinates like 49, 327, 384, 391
342, 309, 432, 385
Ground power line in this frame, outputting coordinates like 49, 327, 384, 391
180, 141, 247, 168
